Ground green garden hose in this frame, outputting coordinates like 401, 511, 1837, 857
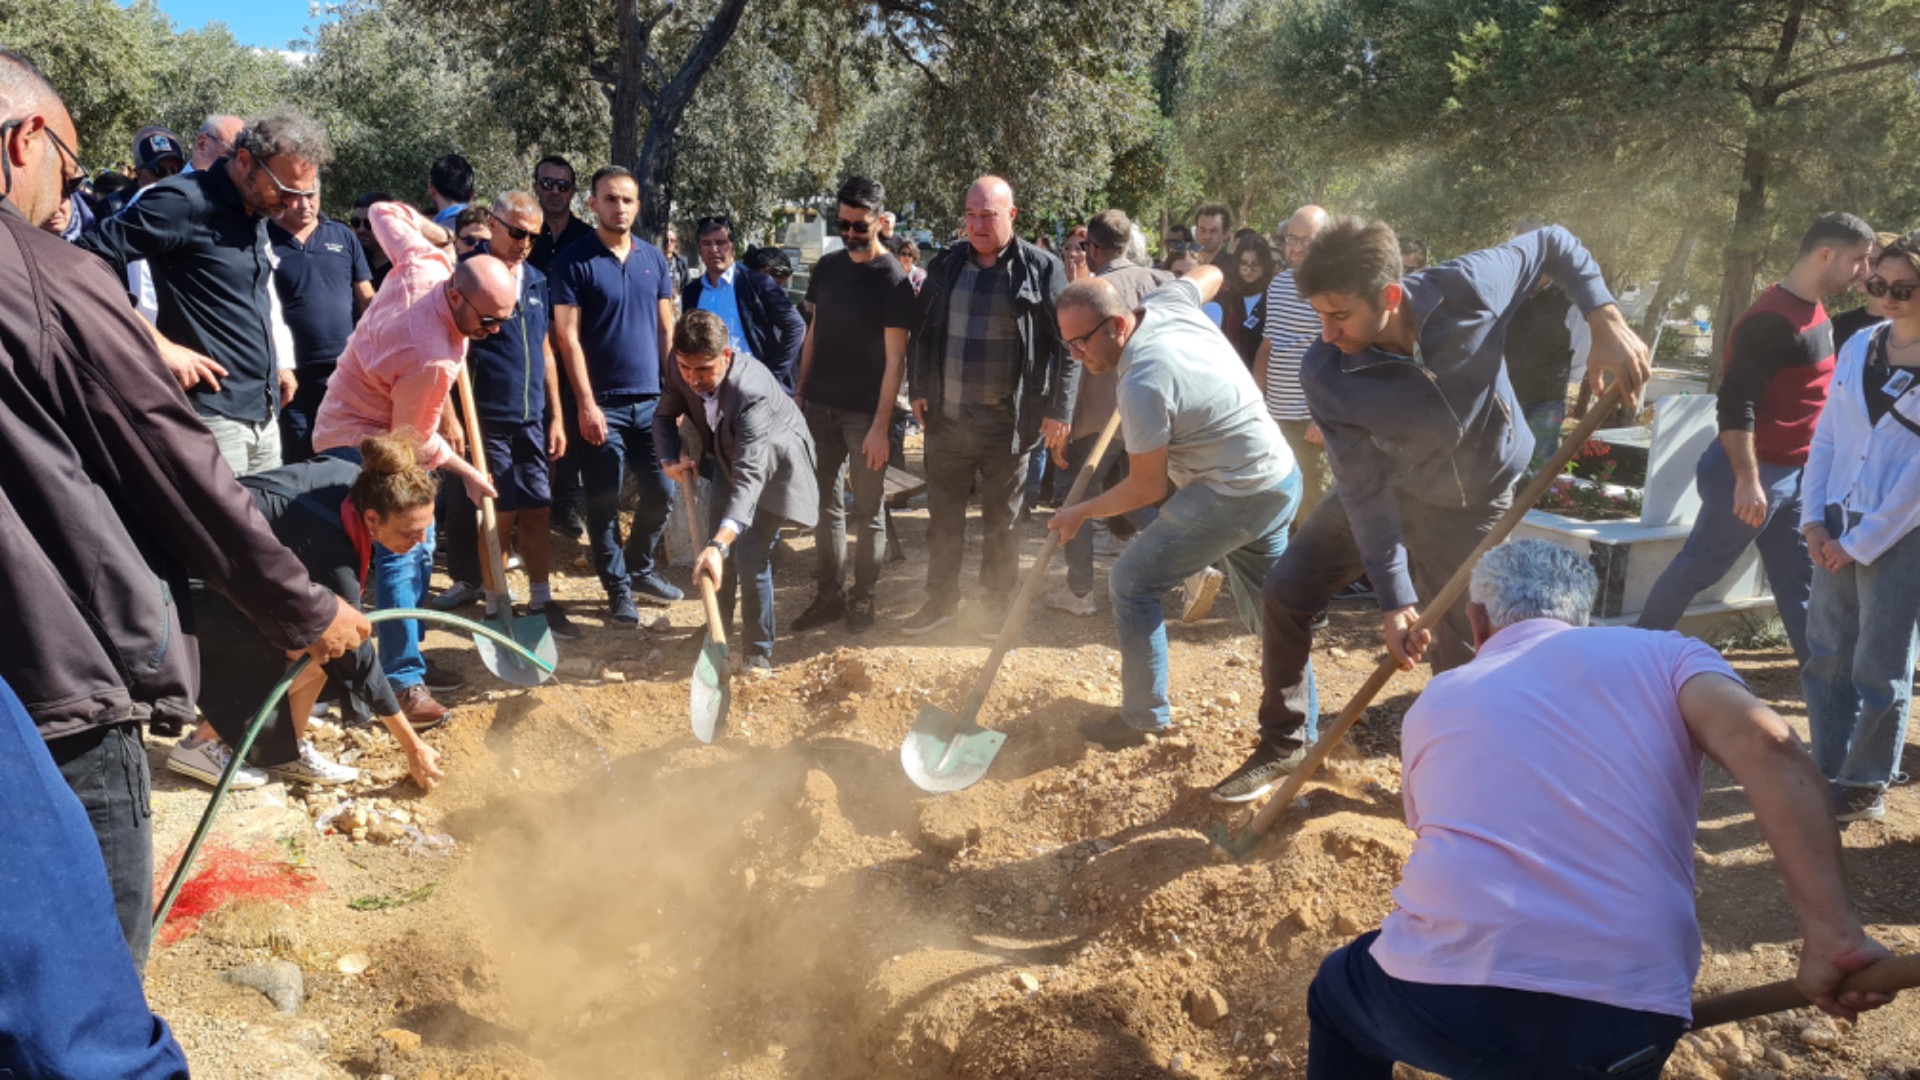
151, 608, 554, 942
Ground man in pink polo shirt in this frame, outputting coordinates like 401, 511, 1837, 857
313, 199, 516, 727
1306, 539, 1895, 1079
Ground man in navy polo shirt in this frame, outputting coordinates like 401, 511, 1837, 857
551, 166, 684, 624
270, 188, 374, 462
530, 154, 597, 540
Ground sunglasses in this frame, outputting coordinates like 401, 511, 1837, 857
535, 177, 575, 193
456, 286, 521, 327
457, 233, 486, 249
250, 155, 318, 202
491, 213, 536, 242
0, 118, 87, 201
350, 215, 371, 229
1865, 276, 1920, 302
836, 218, 874, 235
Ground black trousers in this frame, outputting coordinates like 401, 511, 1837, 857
922, 407, 1025, 603
50, 723, 152, 970
1257, 489, 1508, 749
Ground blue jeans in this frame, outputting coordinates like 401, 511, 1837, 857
1060, 433, 1141, 596
582, 397, 672, 597
1110, 472, 1300, 730
1521, 398, 1566, 472
1804, 526, 1920, 792
1636, 440, 1810, 661
709, 496, 782, 661
1308, 932, 1684, 1080
373, 520, 434, 689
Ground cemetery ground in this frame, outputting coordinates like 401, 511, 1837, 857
139, 504, 1920, 1080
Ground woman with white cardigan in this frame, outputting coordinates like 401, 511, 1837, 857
1801, 232, 1920, 823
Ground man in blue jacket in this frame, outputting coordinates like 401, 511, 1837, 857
1213, 218, 1651, 802
682, 214, 806, 389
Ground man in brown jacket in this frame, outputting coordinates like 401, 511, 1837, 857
0, 51, 368, 967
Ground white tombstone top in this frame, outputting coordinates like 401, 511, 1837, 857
1640, 393, 1719, 527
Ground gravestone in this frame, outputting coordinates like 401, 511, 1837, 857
1640, 394, 1719, 526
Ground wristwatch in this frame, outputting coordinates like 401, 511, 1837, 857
706, 538, 731, 559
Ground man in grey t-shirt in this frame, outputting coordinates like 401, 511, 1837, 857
1049, 268, 1301, 749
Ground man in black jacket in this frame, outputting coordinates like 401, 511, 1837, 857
0, 53, 368, 967
683, 214, 806, 389
905, 174, 1075, 635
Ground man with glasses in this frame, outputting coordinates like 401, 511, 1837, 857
904, 174, 1076, 636
1254, 205, 1333, 522
190, 114, 244, 172
529, 155, 596, 540
351, 191, 395, 289
269, 174, 375, 463
1637, 212, 1875, 660
789, 176, 919, 635
80, 107, 335, 477
551, 166, 685, 625
312, 199, 518, 729
683, 213, 805, 389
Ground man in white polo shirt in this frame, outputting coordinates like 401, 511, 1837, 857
1306, 540, 1894, 1079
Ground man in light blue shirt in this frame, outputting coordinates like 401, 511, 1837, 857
681, 214, 805, 387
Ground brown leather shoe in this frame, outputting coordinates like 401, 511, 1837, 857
396, 684, 450, 732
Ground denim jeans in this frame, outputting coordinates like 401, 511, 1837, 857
805, 401, 887, 602
1521, 398, 1567, 472
1308, 932, 1684, 1080
1111, 472, 1300, 731
709, 497, 782, 661
923, 408, 1025, 603
1276, 418, 1333, 527
49, 723, 153, 970
1259, 488, 1506, 751
1636, 440, 1811, 662
373, 520, 434, 689
582, 397, 672, 597
1804, 525, 1920, 791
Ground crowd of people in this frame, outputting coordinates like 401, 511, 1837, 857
2, 45, 1915, 1078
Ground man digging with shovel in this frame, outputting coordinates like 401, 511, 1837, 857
1305, 539, 1897, 1078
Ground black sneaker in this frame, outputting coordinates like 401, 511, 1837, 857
792, 592, 848, 632
609, 589, 640, 627
1079, 713, 1156, 751
901, 597, 958, 636
1835, 785, 1886, 823
536, 601, 580, 641
632, 570, 684, 606
551, 507, 586, 541
1210, 743, 1309, 804
1335, 578, 1375, 602
846, 596, 876, 634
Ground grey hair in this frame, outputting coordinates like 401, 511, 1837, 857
1468, 539, 1596, 628
200, 113, 240, 137
1126, 223, 1150, 265
236, 107, 333, 168
492, 190, 539, 219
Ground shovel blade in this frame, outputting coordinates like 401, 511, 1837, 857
691, 638, 731, 743
473, 613, 557, 688
900, 703, 1005, 793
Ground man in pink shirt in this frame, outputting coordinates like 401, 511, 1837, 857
1306, 539, 1894, 1079
313, 200, 517, 727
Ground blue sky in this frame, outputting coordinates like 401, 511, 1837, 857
147, 0, 327, 50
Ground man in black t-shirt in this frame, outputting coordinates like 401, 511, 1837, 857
789, 176, 919, 634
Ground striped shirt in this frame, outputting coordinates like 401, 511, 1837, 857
1261, 269, 1319, 422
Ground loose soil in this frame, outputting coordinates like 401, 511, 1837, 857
144, 502, 1920, 1080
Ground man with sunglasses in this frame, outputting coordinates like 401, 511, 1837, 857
350, 191, 396, 290
1638, 212, 1876, 661
80, 107, 335, 478
529, 156, 597, 541
683, 213, 805, 389
312, 198, 517, 729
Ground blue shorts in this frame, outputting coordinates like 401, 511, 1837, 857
481, 420, 552, 512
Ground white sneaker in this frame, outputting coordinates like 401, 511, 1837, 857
266, 740, 360, 787
1179, 567, 1224, 624
1045, 588, 1098, 616
166, 738, 268, 790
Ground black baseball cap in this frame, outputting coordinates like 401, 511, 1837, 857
133, 127, 185, 172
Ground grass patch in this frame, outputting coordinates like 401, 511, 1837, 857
349, 883, 437, 911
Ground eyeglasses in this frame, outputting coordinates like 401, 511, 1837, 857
1063, 315, 1115, 352
490, 213, 536, 242
0, 118, 87, 201
836, 217, 874, 236
1864, 276, 1920, 302
457, 233, 486, 249
535, 176, 575, 193
350, 215, 372, 229
250, 155, 318, 202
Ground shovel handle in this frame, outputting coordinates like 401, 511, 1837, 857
1691, 954, 1920, 1029
1236, 383, 1627, 844
677, 475, 727, 647
453, 365, 510, 600
956, 408, 1126, 715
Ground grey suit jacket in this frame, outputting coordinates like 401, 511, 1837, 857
654, 352, 819, 530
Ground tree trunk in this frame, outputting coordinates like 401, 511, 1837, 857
608, 0, 646, 178
1638, 228, 1700, 343
1708, 139, 1770, 393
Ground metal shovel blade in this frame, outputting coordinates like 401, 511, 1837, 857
690, 636, 731, 743
472, 611, 557, 688
901, 702, 1007, 793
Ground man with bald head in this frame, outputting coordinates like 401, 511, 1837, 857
313, 199, 511, 727
905, 174, 1076, 635
1254, 205, 1334, 521
192, 114, 245, 172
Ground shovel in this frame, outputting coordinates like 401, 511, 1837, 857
678, 475, 731, 742
1209, 383, 1626, 856
1692, 953, 1920, 1029
901, 408, 1125, 793
454, 366, 556, 687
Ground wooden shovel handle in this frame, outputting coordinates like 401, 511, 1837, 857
1692, 953, 1920, 1029
677, 475, 727, 647
1239, 383, 1626, 842
453, 365, 509, 596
